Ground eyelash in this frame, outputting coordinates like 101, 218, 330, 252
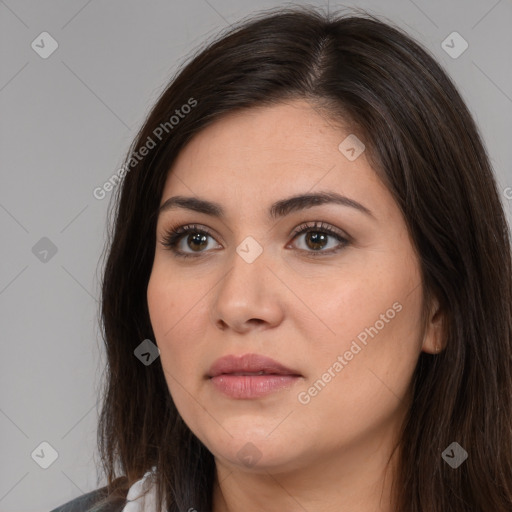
159, 221, 350, 259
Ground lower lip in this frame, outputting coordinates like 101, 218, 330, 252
210, 374, 300, 398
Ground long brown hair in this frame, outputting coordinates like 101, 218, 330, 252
93, 6, 512, 511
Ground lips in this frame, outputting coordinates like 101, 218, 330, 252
207, 353, 301, 378
207, 353, 302, 399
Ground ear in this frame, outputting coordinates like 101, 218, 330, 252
421, 298, 445, 354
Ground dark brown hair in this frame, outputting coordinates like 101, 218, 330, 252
93, 5, 512, 511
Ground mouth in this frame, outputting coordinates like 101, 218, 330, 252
208, 353, 301, 377
222, 371, 280, 376
207, 353, 302, 399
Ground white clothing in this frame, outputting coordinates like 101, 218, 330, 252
121, 467, 166, 512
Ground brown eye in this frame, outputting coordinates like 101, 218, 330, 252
186, 232, 209, 252
303, 231, 329, 251
289, 221, 349, 256
161, 224, 221, 258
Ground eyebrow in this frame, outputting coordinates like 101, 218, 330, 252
158, 191, 374, 221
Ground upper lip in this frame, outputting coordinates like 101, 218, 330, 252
208, 353, 301, 377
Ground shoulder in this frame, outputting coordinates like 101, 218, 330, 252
49, 485, 125, 512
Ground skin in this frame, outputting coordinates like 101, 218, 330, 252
146, 99, 444, 512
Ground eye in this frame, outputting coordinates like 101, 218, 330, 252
287, 221, 349, 256
160, 223, 221, 259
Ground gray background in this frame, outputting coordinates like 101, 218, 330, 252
1, 0, 511, 510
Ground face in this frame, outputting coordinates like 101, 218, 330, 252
147, 99, 441, 475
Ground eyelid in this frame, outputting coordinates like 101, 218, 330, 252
159, 223, 221, 255
289, 220, 350, 242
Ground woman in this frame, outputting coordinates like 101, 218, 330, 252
51, 6, 512, 512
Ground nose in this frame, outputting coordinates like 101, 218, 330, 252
210, 242, 285, 333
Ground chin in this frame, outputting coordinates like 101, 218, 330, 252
197, 422, 307, 472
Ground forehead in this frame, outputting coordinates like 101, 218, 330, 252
175, 101, 346, 162
159, 100, 391, 220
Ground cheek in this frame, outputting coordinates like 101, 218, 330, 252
297, 277, 423, 418
147, 269, 197, 372
292, 317, 421, 452
296, 254, 423, 398
300, 264, 412, 349
147, 270, 213, 435
147, 258, 203, 339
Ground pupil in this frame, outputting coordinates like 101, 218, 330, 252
188, 233, 208, 251
307, 232, 327, 250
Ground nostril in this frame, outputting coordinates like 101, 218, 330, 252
216, 320, 228, 330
